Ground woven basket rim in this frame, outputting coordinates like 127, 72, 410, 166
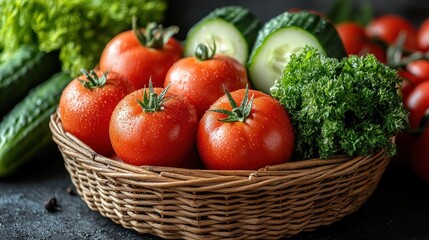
49, 112, 387, 189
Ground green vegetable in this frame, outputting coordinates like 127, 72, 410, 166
0, 44, 60, 117
327, 0, 374, 26
0, 72, 72, 177
184, 5, 262, 65
247, 11, 346, 94
0, 0, 167, 76
271, 47, 408, 160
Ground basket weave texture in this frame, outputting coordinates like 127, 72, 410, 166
50, 112, 390, 240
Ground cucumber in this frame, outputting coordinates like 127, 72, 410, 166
0, 44, 60, 117
247, 11, 347, 94
0, 72, 72, 177
184, 6, 262, 65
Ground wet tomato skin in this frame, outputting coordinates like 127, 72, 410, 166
197, 89, 295, 170
366, 14, 419, 51
99, 29, 183, 89
109, 88, 198, 167
59, 70, 134, 156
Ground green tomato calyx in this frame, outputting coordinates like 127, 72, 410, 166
132, 16, 179, 49
78, 68, 107, 89
211, 85, 253, 123
137, 80, 170, 112
195, 38, 216, 61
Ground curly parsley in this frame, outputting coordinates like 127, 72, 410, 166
271, 47, 408, 160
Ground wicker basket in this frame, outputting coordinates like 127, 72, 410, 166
49, 112, 390, 240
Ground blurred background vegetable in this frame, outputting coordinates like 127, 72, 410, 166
0, 0, 167, 76
0, 44, 60, 117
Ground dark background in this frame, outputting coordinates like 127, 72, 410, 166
1, 0, 429, 239
164, 0, 429, 40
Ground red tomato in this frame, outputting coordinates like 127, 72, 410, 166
399, 69, 423, 86
366, 15, 419, 51
410, 129, 429, 183
59, 70, 134, 156
99, 22, 183, 89
165, 44, 250, 118
109, 86, 198, 167
335, 22, 386, 63
405, 81, 429, 129
399, 60, 429, 102
417, 18, 429, 51
406, 60, 429, 85
398, 70, 417, 102
336, 22, 368, 55
359, 41, 387, 64
197, 88, 295, 170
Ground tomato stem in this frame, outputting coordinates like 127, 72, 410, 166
77, 68, 108, 89
387, 31, 429, 69
137, 81, 170, 112
232, 108, 244, 118
210, 85, 253, 123
195, 38, 216, 61
132, 16, 179, 49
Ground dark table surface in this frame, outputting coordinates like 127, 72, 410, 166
1, 143, 429, 240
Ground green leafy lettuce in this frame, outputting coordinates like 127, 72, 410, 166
0, 0, 167, 76
271, 47, 408, 160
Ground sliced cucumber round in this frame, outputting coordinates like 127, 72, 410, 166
184, 6, 262, 65
247, 11, 347, 94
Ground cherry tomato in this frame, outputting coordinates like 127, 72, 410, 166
366, 15, 419, 51
406, 60, 429, 85
417, 18, 429, 51
197, 88, 295, 170
400, 60, 429, 102
398, 70, 417, 102
410, 128, 429, 183
405, 81, 429, 129
99, 22, 183, 89
336, 22, 369, 55
59, 70, 134, 156
109, 85, 198, 167
359, 41, 387, 64
165, 43, 250, 118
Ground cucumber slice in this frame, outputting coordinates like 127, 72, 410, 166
247, 11, 347, 94
184, 6, 262, 65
